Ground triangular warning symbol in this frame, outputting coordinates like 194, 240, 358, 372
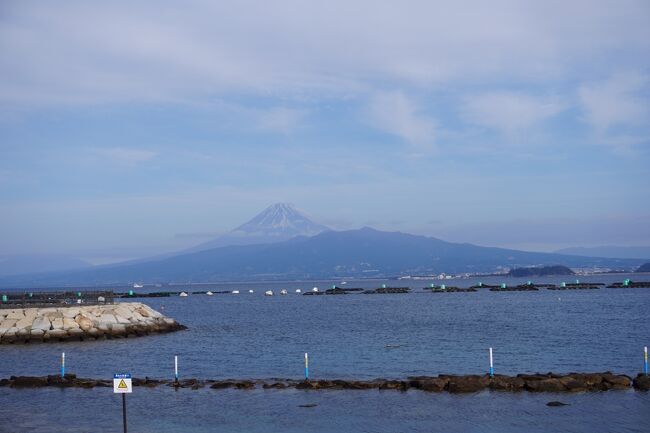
118, 379, 128, 389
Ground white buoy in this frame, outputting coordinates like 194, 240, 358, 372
232, 290, 240, 294
249, 289, 254, 293
179, 292, 188, 297
295, 289, 302, 293
312, 287, 319, 292
206, 291, 214, 296
280, 289, 288, 295
265, 290, 274, 296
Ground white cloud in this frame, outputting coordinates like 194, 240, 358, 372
462, 92, 565, 136
1, 1, 648, 107
366, 91, 436, 146
578, 72, 649, 137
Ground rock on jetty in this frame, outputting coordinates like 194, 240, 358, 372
0, 302, 184, 344
1, 372, 647, 392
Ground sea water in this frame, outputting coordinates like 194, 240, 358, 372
1, 275, 649, 432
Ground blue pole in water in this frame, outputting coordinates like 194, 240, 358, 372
304, 353, 309, 380
644, 346, 648, 376
489, 347, 494, 377
61, 352, 65, 378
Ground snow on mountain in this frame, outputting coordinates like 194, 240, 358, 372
185, 203, 329, 252
233, 203, 328, 237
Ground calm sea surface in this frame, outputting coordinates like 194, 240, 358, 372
1, 274, 649, 432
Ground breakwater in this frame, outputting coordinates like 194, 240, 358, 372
0, 302, 184, 344
2, 372, 649, 392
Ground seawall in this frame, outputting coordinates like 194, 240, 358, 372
0, 302, 184, 344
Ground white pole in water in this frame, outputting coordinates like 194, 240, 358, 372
304, 353, 309, 380
61, 352, 65, 378
644, 346, 648, 376
174, 355, 178, 382
489, 347, 494, 377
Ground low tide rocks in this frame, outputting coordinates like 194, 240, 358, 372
0, 302, 184, 344
1, 372, 648, 392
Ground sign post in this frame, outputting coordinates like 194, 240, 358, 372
113, 373, 132, 433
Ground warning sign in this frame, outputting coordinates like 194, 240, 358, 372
113, 373, 132, 393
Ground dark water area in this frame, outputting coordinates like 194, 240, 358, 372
1, 274, 649, 432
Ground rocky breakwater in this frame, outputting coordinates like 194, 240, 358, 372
0, 302, 184, 344
1, 372, 648, 392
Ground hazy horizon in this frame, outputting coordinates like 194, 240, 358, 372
1, 1, 649, 264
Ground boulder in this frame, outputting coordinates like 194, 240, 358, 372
446, 375, 489, 393
110, 324, 127, 335
633, 374, 650, 391
14, 316, 33, 329
99, 314, 118, 325
29, 328, 45, 338
489, 375, 525, 391
566, 373, 603, 388
560, 378, 588, 392
0, 319, 18, 330
135, 307, 150, 318
341, 380, 377, 390
409, 377, 448, 392
16, 327, 31, 336
601, 373, 631, 389
61, 308, 80, 318
525, 378, 566, 392
51, 317, 64, 330
46, 329, 68, 339
2, 328, 18, 339
263, 382, 288, 389
31, 316, 52, 332
10, 376, 48, 387
75, 315, 94, 331
4, 310, 24, 320
62, 317, 80, 330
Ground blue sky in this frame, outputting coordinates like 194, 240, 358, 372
1, 0, 649, 263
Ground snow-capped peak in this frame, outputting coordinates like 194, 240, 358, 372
233, 203, 328, 237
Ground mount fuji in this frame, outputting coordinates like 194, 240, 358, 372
184, 203, 329, 253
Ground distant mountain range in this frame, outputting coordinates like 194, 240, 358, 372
2, 227, 643, 287
554, 246, 650, 260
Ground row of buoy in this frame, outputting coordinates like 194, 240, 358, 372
264, 288, 318, 296
179, 287, 318, 297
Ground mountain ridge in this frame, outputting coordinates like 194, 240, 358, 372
1, 227, 642, 287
